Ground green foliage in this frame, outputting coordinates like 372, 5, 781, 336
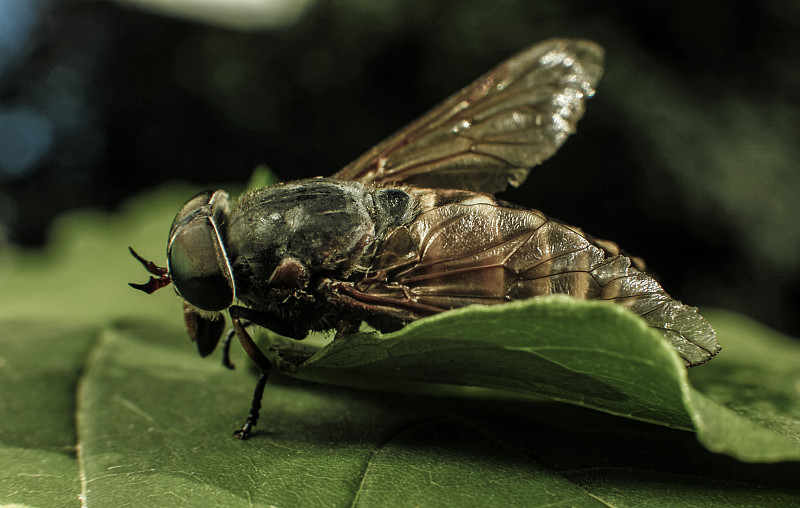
244, 164, 281, 193
1, 186, 799, 506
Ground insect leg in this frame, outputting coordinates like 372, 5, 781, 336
228, 305, 310, 340
227, 310, 273, 439
232, 366, 270, 440
317, 278, 444, 321
229, 309, 272, 370
227, 306, 313, 439
221, 320, 251, 370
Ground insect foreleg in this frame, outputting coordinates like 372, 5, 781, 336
221, 321, 253, 370
226, 308, 274, 439
227, 305, 314, 439
228, 305, 310, 341
229, 308, 273, 370
232, 367, 270, 440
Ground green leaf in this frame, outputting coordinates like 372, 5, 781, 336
0, 184, 191, 326
73, 320, 800, 506
0, 321, 95, 507
687, 310, 800, 462
2, 184, 800, 506
244, 164, 281, 193
283, 298, 695, 429
268, 298, 800, 463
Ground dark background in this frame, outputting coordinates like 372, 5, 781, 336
1, 0, 798, 337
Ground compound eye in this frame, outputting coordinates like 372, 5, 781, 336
171, 191, 215, 234
168, 217, 234, 311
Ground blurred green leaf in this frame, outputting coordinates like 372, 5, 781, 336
244, 164, 281, 193
1, 185, 799, 506
118, 0, 315, 31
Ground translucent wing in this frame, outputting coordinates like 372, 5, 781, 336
346, 200, 720, 366
332, 38, 604, 193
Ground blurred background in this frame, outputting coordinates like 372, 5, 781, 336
1, 0, 798, 337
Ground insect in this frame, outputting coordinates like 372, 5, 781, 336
130, 38, 721, 440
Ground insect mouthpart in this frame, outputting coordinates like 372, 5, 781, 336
128, 247, 172, 294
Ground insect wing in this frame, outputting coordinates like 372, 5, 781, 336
353, 199, 720, 366
333, 38, 604, 193
365, 201, 601, 311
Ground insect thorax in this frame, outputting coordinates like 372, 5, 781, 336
224, 179, 417, 305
